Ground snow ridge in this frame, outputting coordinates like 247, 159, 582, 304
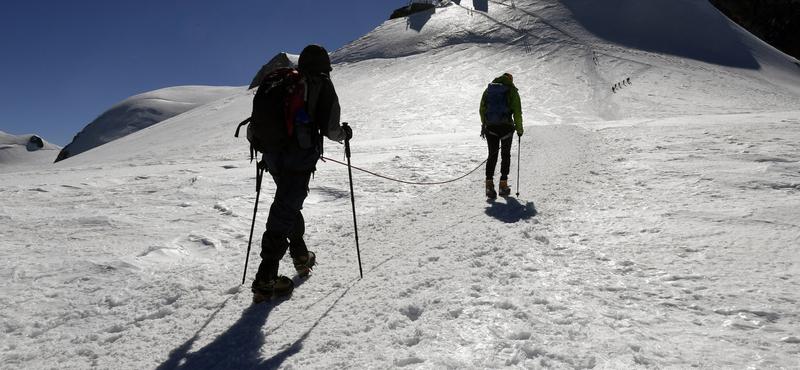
55, 86, 241, 163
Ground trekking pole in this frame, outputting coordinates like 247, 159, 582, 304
242, 157, 265, 285
343, 122, 364, 279
516, 133, 521, 197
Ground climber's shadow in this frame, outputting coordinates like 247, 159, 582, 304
485, 197, 537, 223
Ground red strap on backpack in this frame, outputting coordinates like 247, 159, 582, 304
284, 70, 306, 137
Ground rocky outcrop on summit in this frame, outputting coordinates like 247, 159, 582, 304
390, 2, 437, 20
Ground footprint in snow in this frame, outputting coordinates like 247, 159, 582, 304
399, 304, 424, 321
393, 356, 425, 367
399, 328, 424, 347
187, 234, 217, 249
138, 246, 183, 260
494, 300, 517, 310
213, 203, 234, 216
780, 336, 800, 344
507, 330, 532, 340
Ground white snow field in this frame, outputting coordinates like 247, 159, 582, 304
2, 0, 800, 368
54, 86, 241, 162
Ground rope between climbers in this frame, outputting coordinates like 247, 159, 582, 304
321, 156, 487, 186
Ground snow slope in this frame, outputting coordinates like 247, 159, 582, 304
55, 86, 241, 162
333, 0, 800, 127
1, 0, 799, 369
0, 131, 60, 168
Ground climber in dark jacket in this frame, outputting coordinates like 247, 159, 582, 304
252, 44, 352, 301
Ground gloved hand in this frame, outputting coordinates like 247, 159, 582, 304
342, 124, 353, 141
480, 125, 487, 139
517, 127, 524, 137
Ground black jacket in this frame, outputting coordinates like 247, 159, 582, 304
306, 72, 346, 143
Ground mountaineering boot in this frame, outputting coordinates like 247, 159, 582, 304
485, 179, 497, 199
293, 251, 316, 278
251, 276, 294, 303
499, 180, 511, 197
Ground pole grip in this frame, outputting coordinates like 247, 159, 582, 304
343, 122, 352, 158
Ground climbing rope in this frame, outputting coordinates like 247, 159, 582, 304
321, 156, 487, 186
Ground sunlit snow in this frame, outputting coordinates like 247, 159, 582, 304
1, 0, 799, 368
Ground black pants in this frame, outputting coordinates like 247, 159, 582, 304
486, 132, 513, 181
256, 169, 312, 282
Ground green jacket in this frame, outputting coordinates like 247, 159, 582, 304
479, 74, 523, 135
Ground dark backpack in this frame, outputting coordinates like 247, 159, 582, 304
483, 83, 512, 126
235, 68, 310, 157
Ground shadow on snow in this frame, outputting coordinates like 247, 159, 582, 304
485, 197, 537, 223
157, 276, 356, 370
407, 8, 435, 32
157, 278, 309, 370
561, 0, 760, 69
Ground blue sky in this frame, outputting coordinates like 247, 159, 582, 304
0, 0, 401, 145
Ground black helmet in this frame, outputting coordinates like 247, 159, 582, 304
298, 44, 332, 73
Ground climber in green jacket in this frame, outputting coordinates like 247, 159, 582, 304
479, 72, 523, 198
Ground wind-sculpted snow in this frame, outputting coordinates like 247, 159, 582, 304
55, 86, 241, 163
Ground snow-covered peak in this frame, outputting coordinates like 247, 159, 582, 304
334, 0, 799, 83
249, 52, 299, 88
55, 85, 242, 162
0, 131, 60, 170
332, 1, 509, 63
330, 0, 800, 132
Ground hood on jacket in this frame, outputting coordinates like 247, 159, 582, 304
492, 74, 516, 88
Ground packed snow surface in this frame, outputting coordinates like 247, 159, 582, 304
2, 0, 799, 368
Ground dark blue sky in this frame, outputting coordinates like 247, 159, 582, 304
0, 0, 400, 145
